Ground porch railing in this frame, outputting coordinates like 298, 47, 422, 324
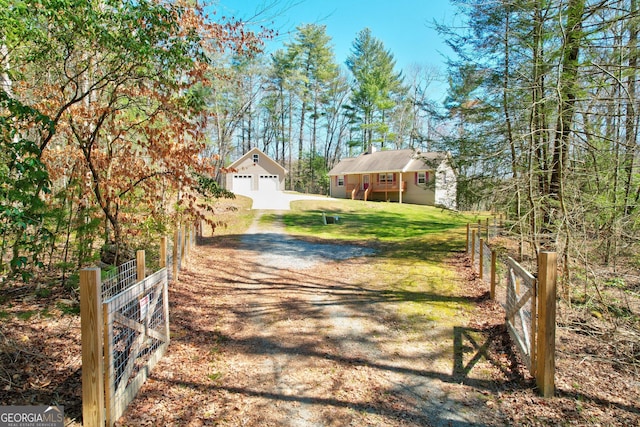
369, 181, 407, 192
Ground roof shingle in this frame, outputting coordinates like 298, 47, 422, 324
328, 149, 446, 175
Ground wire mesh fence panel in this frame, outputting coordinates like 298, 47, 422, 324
473, 232, 481, 273
493, 258, 509, 309
490, 217, 499, 239
166, 237, 175, 281
476, 221, 495, 244
481, 242, 493, 285
102, 258, 137, 300
504, 257, 536, 374
177, 228, 183, 271
103, 268, 169, 426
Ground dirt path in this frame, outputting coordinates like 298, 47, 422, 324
116, 214, 496, 426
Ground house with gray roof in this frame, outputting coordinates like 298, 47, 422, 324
327, 148, 457, 209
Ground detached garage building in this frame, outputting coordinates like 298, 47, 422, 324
224, 147, 287, 194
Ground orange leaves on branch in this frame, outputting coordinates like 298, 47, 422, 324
8, 0, 274, 249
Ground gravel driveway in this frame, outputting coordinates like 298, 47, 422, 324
117, 213, 494, 426
225, 215, 487, 426
235, 189, 334, 210
240, 213, 375, 270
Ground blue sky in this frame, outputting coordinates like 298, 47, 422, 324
211, 0, 458, 100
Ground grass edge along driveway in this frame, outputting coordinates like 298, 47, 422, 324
269, 199, 487, 358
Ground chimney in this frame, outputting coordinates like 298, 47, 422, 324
367, 145, 377, 154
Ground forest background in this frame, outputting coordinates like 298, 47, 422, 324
1, 0, 639, 334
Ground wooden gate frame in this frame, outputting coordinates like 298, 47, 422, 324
102, 268, 170, 426
505, 257, 537, 376
465, 222, 557, 397
505, 253, 557, 397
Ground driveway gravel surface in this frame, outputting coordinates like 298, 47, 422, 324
234, 189, 335, 210
116, 212, 497, 426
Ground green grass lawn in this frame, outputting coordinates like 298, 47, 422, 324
283, 199, 468, 240
272, 199, 478, 258
267, 199, 487, 334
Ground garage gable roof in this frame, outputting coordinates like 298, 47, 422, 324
328, 149, 447, 175
227, 147, 287, 174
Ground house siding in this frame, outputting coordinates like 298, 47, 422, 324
435, 161, 457, 209
331, 175, 346, 198
330, 172, 436, 204
402, 172, 436, 205
346, 175, 360, 196
328, 150, 457, 208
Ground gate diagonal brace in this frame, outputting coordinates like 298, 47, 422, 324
453, 327, 492, 378
113, 312, 167, 343
505, 286, 533, 320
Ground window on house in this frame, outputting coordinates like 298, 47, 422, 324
379, 173, 394, 183
417, 172, 426, 184
252, 154, 259, 163
337, 176, 344, 186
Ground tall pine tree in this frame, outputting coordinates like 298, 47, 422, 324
346, 28, 405, 151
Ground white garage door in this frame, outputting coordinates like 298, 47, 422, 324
259, 175, 279, 191
232, 175, 253, 193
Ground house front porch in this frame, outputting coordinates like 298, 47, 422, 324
346, 175, 408, 202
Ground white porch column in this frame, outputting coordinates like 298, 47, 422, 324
399, 172, 403, 204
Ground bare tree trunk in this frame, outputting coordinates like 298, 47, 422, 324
549, 0, 585, 288
288, 91, 293, 190
527, 1, 549, 258
550, 0, 584, 212
298, 97, 307, 191
1, 41, 12, 96
310, 90, 319, 193
280, 85, 286, 166
624, 0, 638, 214
502, 5, 524, 260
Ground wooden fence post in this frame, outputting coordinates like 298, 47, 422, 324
173, 228, 179, 281
80, 268, 105, 427
490, 250, 497, 300
136, 250, 145, 281
159, 236, 167, 269
479, 238, 484, 280
537, 251, 557, 398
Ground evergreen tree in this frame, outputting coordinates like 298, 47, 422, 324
346, 28, 405, 151
439, 0, 640, 300
285, 24, 338, 191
